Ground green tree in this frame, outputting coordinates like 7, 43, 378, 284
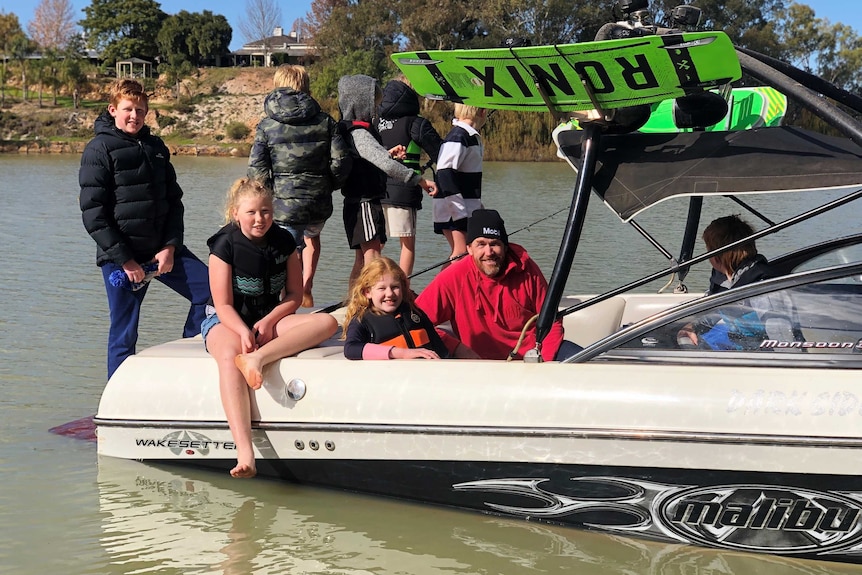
773, 2, 822, 66
31, 53, 47, 106
159, 53, 195, 100
397, 0, 487, 50
189, 11, 231, 65
307, 0, 399, 82
158, 10, 231, 66
10, 34, 37, 102
776, 3, 862, 92
815, 23, 862, 92
61, 34, 88, 108
480, 0, 605, 47
310, 49, 380, 101
651, 0, 786, 54
80, 0, 166, 65
0, 12, 27, 107
41, 48, 62, 106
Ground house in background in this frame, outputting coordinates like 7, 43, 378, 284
232, 27, 316, 67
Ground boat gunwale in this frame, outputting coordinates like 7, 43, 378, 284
92, 418, 862, 449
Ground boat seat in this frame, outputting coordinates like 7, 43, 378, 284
560, 296, 627, 347
295, 337, 348, 359
618, 293, 702, 326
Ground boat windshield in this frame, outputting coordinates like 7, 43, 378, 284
602, 266, 862, 359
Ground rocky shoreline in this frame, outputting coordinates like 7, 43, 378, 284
0, 139, 249, 157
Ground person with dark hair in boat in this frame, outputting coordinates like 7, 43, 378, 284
678, 214, 800, 350
202, 178, 338, 478
702, 214, 776, 295
415, 209, 571, 361
341, 257, 453, 360
79, 78, 211, 379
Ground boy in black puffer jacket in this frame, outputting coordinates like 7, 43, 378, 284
377, 76, 443, 277
79, 79, 210, 379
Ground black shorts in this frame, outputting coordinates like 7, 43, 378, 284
433, 216, 469, 235
343, 199, 387, 249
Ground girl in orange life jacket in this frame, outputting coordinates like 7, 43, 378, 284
341, 257, 450, 360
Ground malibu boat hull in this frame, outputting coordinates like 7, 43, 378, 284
96, 317, 862, 563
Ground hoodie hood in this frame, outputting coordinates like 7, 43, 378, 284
378, 80, 419, 119
264, 88, 321, 124
338, 74, 379, 122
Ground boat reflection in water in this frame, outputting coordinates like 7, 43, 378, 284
97, 458, 861, 575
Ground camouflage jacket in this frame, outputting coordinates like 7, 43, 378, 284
248, 88, 351, 226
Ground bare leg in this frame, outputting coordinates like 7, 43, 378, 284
443, 230, 467, 269
362, 239, 382, 265
450, 230, 467, 260
348, 249, 364, 296
234, 354, 263, 390
301, 235, 320, 308
205, 323, 257, 478
348, 240, 382, 294
236, 313, 338, 370
399, 235, 416, 278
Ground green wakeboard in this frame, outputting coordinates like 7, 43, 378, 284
392, 31, 741, 112
639, 86, 787, 132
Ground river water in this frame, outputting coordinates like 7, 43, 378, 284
2, 153, 860, 574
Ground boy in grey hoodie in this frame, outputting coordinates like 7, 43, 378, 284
337, 74, 437, 287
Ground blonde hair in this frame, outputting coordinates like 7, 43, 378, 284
273, 64, 309, 93
453, 103, 484, 121
340, 257, 415, 339
223, 177, 273, 224
392, 72, 412, 89
109, 78, 148, 108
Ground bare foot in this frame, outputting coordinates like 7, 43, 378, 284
302, 292, 314, 308
230, 462, 257, 478
234, 354, 263, 390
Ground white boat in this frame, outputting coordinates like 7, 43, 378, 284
96, 35, 862, 563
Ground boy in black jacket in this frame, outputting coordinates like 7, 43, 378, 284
79, 79, 210, 379
337, 74, 436, 289
377, 76, 443, 276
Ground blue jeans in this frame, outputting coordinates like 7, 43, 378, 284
101, 246, 210, 379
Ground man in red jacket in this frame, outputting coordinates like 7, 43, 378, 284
415, 209, 566, 361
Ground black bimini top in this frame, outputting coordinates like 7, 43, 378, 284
554, 126, 862, 222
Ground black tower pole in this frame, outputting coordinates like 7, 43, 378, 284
534, 123, 602, 349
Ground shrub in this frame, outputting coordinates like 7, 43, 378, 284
225, 121, 250, 140
174, 101, 195, 114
